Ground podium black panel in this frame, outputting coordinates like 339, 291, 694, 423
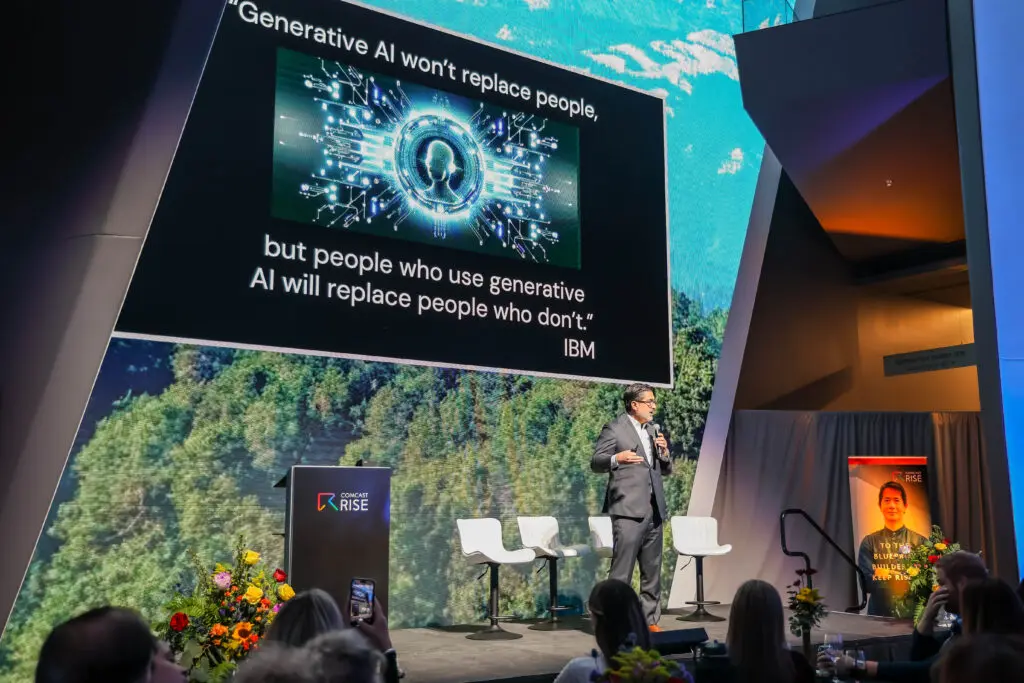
650, 627, 709, 655
286, 465, 391, 616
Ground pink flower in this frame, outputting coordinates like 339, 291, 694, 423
213, 571, 232, 591
272, 603, 282, 613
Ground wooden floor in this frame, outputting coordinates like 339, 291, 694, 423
391, 607, 915, 683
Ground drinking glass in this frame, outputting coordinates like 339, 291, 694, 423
823, 635, 843, 682
815, 645, 834, 679
845, 649, 866, 673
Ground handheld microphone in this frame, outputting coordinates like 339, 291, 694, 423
651, 423, 668, 459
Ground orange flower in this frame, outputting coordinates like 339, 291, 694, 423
255, 616, 262, 622
210, 624, 229, 638
232, 622, 254, 648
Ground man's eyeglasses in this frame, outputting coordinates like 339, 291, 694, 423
633, 399, 657, 407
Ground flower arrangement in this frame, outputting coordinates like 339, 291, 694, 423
895, 525, 962, 623
590, 641, 695, 683
158, 538, 296, 682
786, 569, 826, 639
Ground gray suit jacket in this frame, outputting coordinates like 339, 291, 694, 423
591, 413, 672, 519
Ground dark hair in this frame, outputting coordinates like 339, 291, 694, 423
588, 579, 650, 663
622, 383, 654, 413
727, 580, 795, 683
265, 588, 345, 647
934, 634, 1024, 683
877, 481, 908, 506
236, 644, 317, 683
937, 551, 988, 584
36, 607, 156, 683
960, 578, 1024, 636
306, 629, 384, 683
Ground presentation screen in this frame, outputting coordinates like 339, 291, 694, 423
115, 0, 672, 385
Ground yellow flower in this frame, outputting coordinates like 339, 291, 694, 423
244, 585, 264, 604
795, 587, 820, 604
230, 622, 254, 647
935, 543, 947, 551
243, 550, 261, 566
907, 566, 920, 577
278, 583, 296, 601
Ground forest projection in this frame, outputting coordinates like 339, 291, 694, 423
0, 292, 720, 681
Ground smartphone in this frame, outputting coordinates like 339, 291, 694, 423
350, 578, 375, 624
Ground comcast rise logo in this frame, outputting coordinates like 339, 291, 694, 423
317, 492, 370, 511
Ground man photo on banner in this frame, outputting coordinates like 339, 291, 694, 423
857, 480, 928, 617
591, 383, 672, 631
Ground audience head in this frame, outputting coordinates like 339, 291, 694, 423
587, 579, 651, 663
36, 607, 185, 683
306, 629, 384, 683
936, 551, 987, 614
727, 580, 794, 683
264, 587, 345, 647
234, 644, 316, 683
960, 578, 1024, 636
935, 634, 1024, 683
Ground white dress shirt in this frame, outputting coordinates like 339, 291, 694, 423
626, 414, 653, 466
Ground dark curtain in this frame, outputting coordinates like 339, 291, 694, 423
704, 411, 987, 615
930, 412, 1005, 575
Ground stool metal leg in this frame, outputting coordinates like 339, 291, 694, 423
468, 563, 522, 640
678, 556, 725, 622
530, 557, 577, 631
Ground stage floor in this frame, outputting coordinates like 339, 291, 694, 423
392, 607, 914, 683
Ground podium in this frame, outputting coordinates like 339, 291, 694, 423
282, 465, 392, 615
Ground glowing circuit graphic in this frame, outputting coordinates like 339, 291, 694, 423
272, 48, 582, 268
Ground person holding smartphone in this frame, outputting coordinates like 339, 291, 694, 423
349, 597, 399, 683
264, 584, 399, 683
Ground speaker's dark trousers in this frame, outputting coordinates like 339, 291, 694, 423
610, 503, 663, 625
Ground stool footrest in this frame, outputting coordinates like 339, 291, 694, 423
685, 600, 721, 607
467, 624, 522, 641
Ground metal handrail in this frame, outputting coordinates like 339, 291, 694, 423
780, 508, 868, 612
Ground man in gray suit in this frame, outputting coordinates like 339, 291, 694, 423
591, 383, 672, 629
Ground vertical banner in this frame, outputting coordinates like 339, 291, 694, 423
848, 457, 931, 617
